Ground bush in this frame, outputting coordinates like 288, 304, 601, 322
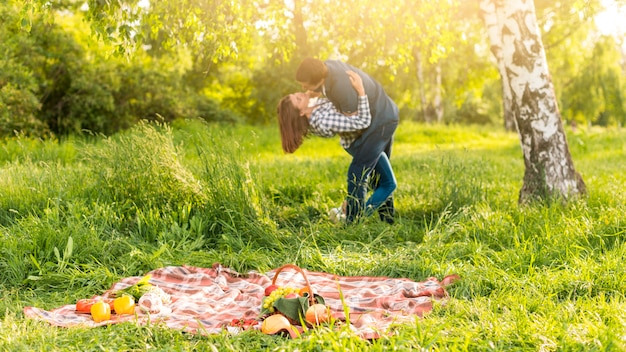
0, 82, 47, 137
0, 5, 47, 137
0, 6, 237, 138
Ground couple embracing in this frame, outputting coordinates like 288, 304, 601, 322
277, 58, 399, 225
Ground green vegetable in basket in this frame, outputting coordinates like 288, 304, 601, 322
111, 274, 153, 301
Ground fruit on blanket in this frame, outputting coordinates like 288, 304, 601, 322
299, 286, 312, 297
113, 295, 136, 315
284, 293, 298, 299
76, 298, 114, 313
230, 318, 257, 328
264, 284, 279, 296
305, 304, 330, 325
261, 286, 299, 313
91, 300, 111, 322
261, 314, 292, 334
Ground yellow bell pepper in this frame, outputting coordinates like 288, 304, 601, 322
91, 300, 111, 322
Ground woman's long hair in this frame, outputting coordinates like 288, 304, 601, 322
277, 96, 309, 153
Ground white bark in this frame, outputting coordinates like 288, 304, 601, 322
480, 0, 586, 203
480, 0, 516, 131
434, 63, 444, 123
414, 48, 429, 122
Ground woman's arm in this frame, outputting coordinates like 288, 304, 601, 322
308, 70, 371, 136
308, 95, 372, 136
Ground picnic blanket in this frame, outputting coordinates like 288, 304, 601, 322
24, 264, 459, 339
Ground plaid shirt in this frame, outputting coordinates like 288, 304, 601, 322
308, 95, 371, 148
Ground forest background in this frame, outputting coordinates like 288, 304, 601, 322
2, 0, 626, 139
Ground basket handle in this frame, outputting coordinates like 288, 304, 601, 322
272, 264, 315, 305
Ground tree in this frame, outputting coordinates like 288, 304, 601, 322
479, 0, 586, 203
535, 0, 604, 128
562, 36, 626, 127
482, 0, 603, 131
480, 1, 516, 131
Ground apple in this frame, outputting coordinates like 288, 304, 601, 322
305, 304, 330, 325
264, 284, 279, 296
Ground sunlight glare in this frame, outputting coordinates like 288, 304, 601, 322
138, 0, 150, 9
595, 0, 626, 37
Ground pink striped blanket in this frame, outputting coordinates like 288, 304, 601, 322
24, 264, 459, 339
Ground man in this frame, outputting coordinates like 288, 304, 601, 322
296, 58, 399, 224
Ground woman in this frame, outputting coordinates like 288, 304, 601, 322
277, 70, 397, 224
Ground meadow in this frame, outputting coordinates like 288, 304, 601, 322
1, 119, 625, 351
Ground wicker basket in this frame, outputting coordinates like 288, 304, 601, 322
264, 264, 324, 326
272, 264, 316, 303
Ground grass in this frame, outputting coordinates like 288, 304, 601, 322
1, 119, 625, 351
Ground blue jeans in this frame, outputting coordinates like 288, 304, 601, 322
364, 152, 396, 216
345, 122, 397, 223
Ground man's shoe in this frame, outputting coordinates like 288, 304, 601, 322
379, 211, 394, 224
329, 207, 346, 224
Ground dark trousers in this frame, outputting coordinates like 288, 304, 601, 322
345, 122, 397, 223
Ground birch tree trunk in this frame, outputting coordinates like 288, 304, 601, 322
480, 0, 516, 131
434, 63, 444, 124
414, 47, 430, 122
479, 0, 586, 203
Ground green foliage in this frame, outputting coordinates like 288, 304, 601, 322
1, 4, 236, 138
0, 81, 45, 137
537, 0, 624, 128
8, 0, 626, 133
560, 36, 626, 127
142, 0, 255, 62
0, 3, 46, 137
246, 60, 301, 125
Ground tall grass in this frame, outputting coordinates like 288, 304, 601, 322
1, 120, 625, 351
